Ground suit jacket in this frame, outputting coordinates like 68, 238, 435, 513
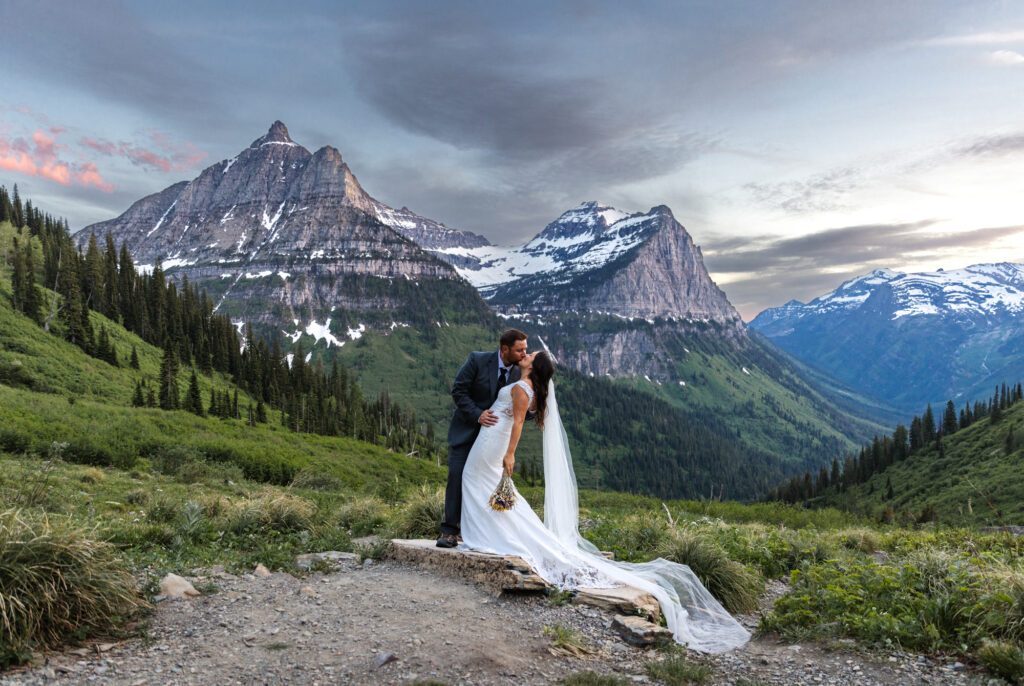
447, 350, 522, 447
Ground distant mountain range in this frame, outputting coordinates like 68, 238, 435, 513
750, 264, 1024, 412
76, 121, 893, 494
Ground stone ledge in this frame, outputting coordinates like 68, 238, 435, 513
384, 539, 661, 623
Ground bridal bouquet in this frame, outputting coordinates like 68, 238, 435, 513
488, 473, 517, 512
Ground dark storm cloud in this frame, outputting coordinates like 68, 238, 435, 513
0, 0, 222, 122
704, 222, 1024, 318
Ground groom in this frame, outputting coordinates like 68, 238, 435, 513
436, 328, 528, 548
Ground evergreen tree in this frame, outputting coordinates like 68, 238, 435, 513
102, 233, 119, 319
11, 236, 25, 312
131, 381, 145, 407
256, 399, 267, 423
185, 370, 204, 416
922, 404, 936, 443
22, 236, 41, 324
130, 345, 140, 370
145, 386, 156, 408
158, 343, 180, 410
943, 400, 958, 435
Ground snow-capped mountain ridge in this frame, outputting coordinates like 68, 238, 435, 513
750, 262, 1024, 412
767, 263, 1024, 323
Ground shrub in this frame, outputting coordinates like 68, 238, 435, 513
223, 494, 315, 534
0, 428, 31, 454
62, 439, 114, 468
146, 494, 181, 523
290, 468, 342, 492
0, 510, 147, 666
78, 467, 105, 484
978, 639, 1024, 684
393, 484, 444, 539
153, 445, 206, 477
657, 530, 761, 614
337, 496, 390, 537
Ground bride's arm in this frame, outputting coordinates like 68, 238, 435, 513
502, 386, 531, 476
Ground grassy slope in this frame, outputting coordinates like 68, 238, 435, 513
0, 270, 445, 493
812, 400, 1024, 525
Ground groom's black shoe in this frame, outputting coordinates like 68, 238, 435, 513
436, 533, 459, 548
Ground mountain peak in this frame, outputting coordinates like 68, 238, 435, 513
250, 120, 294, 148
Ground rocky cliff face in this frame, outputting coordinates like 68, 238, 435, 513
370, 200, 746, 380
78, 122, 492, 332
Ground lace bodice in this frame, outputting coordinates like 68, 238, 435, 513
495, 380, 534, 419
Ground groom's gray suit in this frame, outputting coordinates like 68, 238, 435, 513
441, 350, 521, 536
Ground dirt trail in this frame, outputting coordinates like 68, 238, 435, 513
0, 559, 996, 685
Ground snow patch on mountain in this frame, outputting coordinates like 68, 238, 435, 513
441, 202, 659, 292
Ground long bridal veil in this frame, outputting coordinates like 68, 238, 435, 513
541, 379, 751, 653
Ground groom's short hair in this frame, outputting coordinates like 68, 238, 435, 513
499, 328, 527, 349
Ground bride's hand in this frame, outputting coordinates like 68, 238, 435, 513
502, 453, 515, 477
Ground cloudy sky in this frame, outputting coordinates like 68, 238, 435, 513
2, 0, 1024, 318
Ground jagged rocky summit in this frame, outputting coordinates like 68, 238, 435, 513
78, 122, 493, 334
750, 263, 1024, 411
378, 200, 745, 379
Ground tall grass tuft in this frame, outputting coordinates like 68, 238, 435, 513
337, 496, 390, 537
0, 509, 147, 666
978, 639, 1024, 684
658, 530, 761, 614
393, 484, 444, 539
223, 494, 315, 534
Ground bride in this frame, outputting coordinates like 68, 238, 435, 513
459, 350, 750, 653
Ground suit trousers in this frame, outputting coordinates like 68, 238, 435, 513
441, 441, 473, 536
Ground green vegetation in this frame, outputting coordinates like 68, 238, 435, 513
772, 384, 1024, 525
644, 647, 713, 684
543, 623, 594, 656
0, 509, 147, 667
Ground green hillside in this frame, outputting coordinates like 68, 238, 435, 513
779, 389, 1024, 525
0, 234, 445, 493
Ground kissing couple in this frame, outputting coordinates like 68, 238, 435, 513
436, 329, 750, 653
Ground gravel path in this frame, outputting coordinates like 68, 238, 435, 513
0, 559, 1002, 685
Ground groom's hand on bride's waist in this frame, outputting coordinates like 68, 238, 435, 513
478, 410, 498, 426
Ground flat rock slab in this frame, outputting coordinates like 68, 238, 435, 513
385, 539, 547, 594
385, 539, 660, 622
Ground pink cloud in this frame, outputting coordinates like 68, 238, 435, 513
80, 131, 207, 173
0, 129, 115, 192
76, 163, 115, 192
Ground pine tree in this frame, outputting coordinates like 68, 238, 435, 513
22, 237, 41, 324
943, 400, 958, 435
130, 345, 140, 370
158, 343, 180, 410
11, 235, 26, 313
256, 399, 267, 423
102, 233, 119, 319
131, 381, 145, 407
146, 386, 156, 408
185, 370, 204, 417
97, 326, 111, 362
922, 404, 936, 443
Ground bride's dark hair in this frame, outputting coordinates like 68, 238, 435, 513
530, 351, 555, 428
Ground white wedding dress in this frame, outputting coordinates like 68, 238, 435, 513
460, 379, 750, 653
